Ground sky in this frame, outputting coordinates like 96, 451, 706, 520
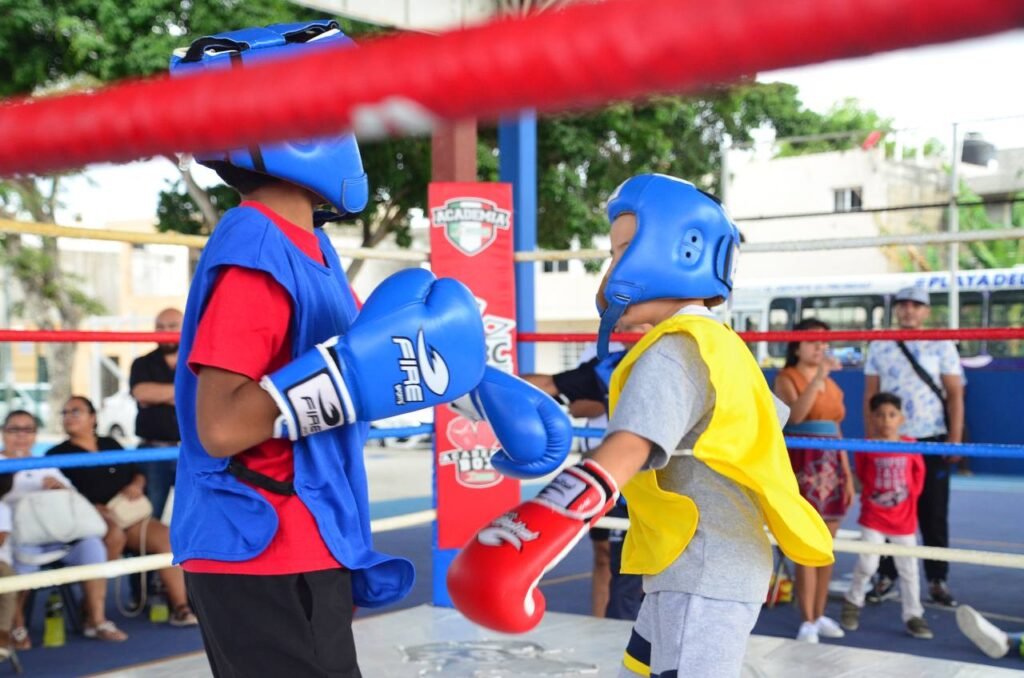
53, 29, 1024, 227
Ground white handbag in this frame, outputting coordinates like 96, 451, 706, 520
12, 489, 107, 546
106, 493, 153, 530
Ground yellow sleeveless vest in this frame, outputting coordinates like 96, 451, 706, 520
612, 314, 834, 574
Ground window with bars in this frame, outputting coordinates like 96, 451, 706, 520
833, 187, 863, 213
542, 260, 570, 273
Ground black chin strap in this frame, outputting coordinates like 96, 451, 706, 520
597, 298, 628, 359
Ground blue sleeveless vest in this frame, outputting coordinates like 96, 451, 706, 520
171, 205, 414, 607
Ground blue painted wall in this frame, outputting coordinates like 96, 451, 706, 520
764, 367, 1024, 474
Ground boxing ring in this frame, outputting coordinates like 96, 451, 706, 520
1, 333, 1023, 676
1, 0, 1024, 674
86, 607, 1024, 678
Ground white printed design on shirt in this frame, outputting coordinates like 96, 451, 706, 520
869, 456, 910, 508
866, 340, 960, 438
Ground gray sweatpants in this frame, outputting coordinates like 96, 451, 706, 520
619, 591, 760, 678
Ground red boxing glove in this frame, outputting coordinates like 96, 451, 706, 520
447, 459, 619, 633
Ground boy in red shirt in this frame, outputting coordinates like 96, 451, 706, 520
169, 22, 491, 677
841, 392, 932, 639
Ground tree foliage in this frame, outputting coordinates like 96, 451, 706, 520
770, 97, 893, 157
957, 187, 1024, 269
157, 181, 239, 236
901, 185, 1024, 272
0, 176, 105, 429
0, 0, 333, 95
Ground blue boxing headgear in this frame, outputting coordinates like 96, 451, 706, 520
597, 174, 740, 358
170, 20, 368, 218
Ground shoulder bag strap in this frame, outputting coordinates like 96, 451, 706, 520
895, 340, 949, 429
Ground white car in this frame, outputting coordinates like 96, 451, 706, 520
97, 391, 139, 447
0, 383, 51, 427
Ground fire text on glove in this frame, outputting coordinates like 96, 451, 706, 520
392, 330, 450, 405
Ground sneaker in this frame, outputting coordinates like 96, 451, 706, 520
840, 600, 861, 631
929, 579, 958, 607
906, 616, 934, 640
865, 576, 899, 604
815, 615, 845, 639
170, 605, 199, 627
956, 605, 1010, 659
83, 621, 128, 642
796, 621, 819, 643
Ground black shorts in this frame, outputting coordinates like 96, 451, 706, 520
186, 568, 360, 678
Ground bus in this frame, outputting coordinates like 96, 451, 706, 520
730, 266, 1024, 473
731, 266, 1024, 366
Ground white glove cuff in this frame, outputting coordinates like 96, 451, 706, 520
260, 377, 300, 441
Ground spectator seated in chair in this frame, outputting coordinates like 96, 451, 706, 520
0, 410, 126, 645
45, 397, 197, 628
0, 473, 16, 659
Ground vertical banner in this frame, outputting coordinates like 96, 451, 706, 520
429, 182, 520, 606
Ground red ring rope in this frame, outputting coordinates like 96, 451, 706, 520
0, 0, 1021, 175
0, 328, 1020, 344
521, 328, 1024, 344
0, 331, 181, 343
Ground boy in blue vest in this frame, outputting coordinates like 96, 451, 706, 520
449, 174, 833, 677
169, 21, 570, 676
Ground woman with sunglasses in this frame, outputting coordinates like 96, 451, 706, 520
0, 409, 125, 646
45, 396, 197, 628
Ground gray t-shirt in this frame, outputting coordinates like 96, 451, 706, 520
606, 320, 775, 604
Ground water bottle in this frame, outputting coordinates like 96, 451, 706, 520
778, 575, 794, 604
149, 578, 169, 623
43, 591, 65, 648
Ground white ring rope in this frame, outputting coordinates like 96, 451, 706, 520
830, 538, 1024, 569
2, 510, 1020, 595
3, 217, 1019, 262
0, 218, 428, 263
0, 554, 175, 596
0, 509, 439, 595
594, 517, 1024, 570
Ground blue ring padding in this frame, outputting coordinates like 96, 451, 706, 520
0, 447, 180, 472
571, 426, 1024, 459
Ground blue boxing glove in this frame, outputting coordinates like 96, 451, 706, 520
452, 366, 572, 479
260, 268, 486, 439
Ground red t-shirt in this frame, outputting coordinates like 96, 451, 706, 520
183, 201, 342, 575
855, 437, 926, 536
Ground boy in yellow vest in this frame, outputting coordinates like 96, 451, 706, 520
448, 174, 833, 677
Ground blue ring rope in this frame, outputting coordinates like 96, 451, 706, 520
573, 427, 1024, 459
1, 424, 1019, 473
0, 425, 434, 473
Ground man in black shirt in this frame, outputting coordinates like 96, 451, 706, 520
129, 308, 182, 519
